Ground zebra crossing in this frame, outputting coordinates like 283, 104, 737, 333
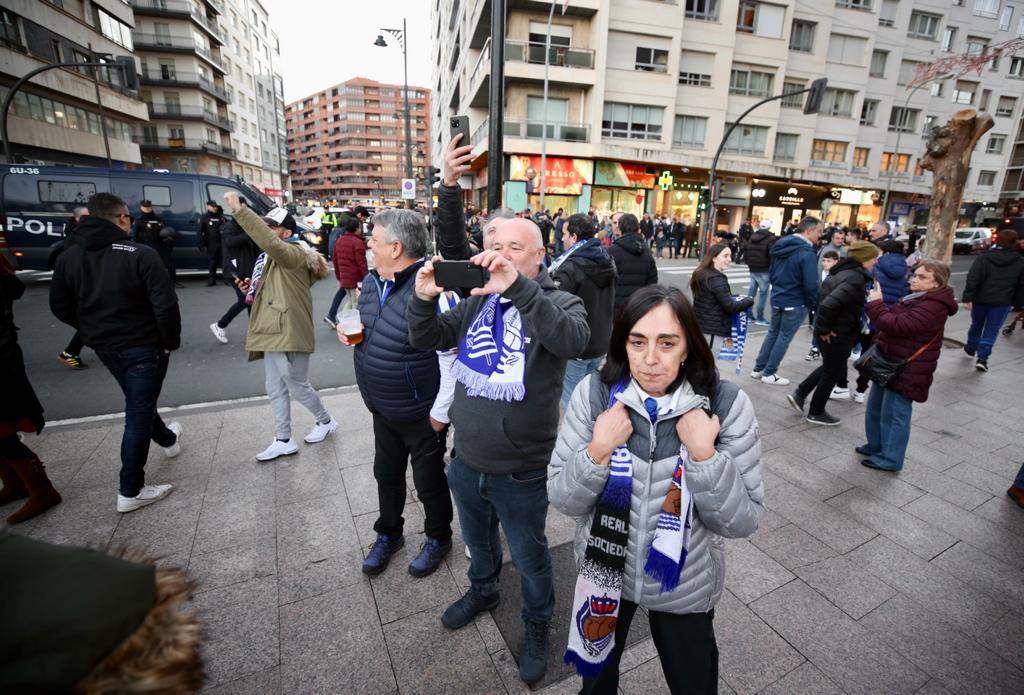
656, 263, 756, 290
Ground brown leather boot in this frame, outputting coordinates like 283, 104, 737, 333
7, 455, 62, 524
0, 458, 28, 506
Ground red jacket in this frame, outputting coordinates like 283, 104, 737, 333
332, 232, 368, 288
866, 286, 958, 403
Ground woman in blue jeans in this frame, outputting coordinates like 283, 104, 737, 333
858, 261, 957, 471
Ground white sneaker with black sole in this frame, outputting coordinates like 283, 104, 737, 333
210, 322, 228, 344
304, 418, 338, 444
761, 374, 790, 385
162, 421, 183, 458
117, 483, 174, 513
853, 389, 867, 404
806, 411, 841, 426
829, 387, 850, 401
256, 438, 299, 462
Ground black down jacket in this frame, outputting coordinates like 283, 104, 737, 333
813, 258, 871, 344
609, 233, 658, 313
744, 230, 777, 272
551, 239, 617, 358
963, 248, 1024, 308
693, 269, 754, 337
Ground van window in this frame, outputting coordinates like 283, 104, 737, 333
38, 180, 95, 204
207, 183, 251, 210
143, 185, 172, 207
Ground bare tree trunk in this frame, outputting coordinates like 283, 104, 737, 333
919, 109, 994, 263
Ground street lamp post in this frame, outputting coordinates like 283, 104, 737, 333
538, 0, 564, 214
375, 19, 414, 208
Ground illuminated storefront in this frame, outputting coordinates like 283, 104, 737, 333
508, 154, 594, 213
748, 181, 829, 232
827, 187, 882, 229
590, 161, 656, 215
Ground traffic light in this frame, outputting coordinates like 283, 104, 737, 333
427, 166, 442, 188
114, 56, 139, 92
803, 78, 828, 115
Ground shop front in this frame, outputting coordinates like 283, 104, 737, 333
651, 169, 706, 222
749, 180, 829, 233
714, 180, 750, 233
508, 154, 593, 214
590, 161, 656, 216
826, 187, 883, 230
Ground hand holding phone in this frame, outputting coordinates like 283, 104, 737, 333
432, 259, 490, 289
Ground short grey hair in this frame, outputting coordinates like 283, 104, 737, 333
874, 221, 891, 234
484, 207, 516, 230
797, 216, 822, 234
373, 208, 428, 259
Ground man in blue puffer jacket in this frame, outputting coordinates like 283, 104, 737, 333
338, 208, 453, 579
751, 216, 822, 385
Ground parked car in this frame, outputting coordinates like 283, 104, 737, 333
952, 227, 993, 255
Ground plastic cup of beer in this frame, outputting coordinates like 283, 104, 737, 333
338, 309, 364, 345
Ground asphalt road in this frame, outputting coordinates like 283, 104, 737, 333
15, 256, 975, 421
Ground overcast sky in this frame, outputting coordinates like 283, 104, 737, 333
261, 0, 433, 103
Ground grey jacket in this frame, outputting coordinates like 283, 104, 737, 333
407, 267, 590, 474
548, 375, 764, 614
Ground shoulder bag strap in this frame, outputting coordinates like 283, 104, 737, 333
904, 329, 942, 365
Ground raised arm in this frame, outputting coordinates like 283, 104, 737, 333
227, 200, 305, 270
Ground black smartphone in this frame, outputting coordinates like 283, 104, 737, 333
433, 260, 489, 289
449, 115, 470, 147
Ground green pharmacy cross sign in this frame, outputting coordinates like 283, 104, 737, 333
658, 171, 674, 191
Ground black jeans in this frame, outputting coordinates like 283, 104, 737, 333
580, 601, 717, 695
217, 283, 250, 328
64, 331, 84, 356
372, 413, 453, 542
327, 287, 348, 320
837, 330, 874, 393
796, 337, 852, 415
206, 246, 222, 281
95, 345, 176, 497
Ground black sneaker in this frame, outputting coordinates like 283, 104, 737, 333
441, 587, 500, 629
518, 619, 549, 685
963, 346, 976, 357
408, 537, 452, 577
362, 533, 404, 575
806, 411, 840, 426
786, 392, 805, 413
975, 359, 989, 372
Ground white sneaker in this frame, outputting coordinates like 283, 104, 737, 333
210, 322, 228, 344
761, 374, 790, 385
750, 370, 763, 379
256, 438, 299, 462
464, 545, 472, 560
162, 421, 183, 458
117, 483, 173, 513
304, 417, 338, 444
853, 389, 867, 404
830, 387, 850, 401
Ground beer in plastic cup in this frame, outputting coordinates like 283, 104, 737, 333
338, 309, 364, 345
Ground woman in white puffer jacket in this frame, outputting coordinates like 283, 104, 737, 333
549, 284, 764, 695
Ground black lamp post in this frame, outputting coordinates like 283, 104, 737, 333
374, 20, 414, 208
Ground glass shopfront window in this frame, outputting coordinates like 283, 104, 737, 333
591, 187, 646, 216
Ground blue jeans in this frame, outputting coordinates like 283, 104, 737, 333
327, 287, 348, 322
754, 307, 806, 377
863, 383, 913, 471
1014, 462, 1024, 489
748, 272, 770, 321
965, 304, 1012, 361
561, 356, 603, 408
446, 456, 555, 623
96, 345, 176, 497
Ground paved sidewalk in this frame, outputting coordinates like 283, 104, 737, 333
5, 309, 1023, 694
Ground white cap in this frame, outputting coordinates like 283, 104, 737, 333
759, 219, 772, 230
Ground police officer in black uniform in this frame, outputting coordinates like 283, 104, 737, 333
132, 200, 180, 288
198, 200, 224, 286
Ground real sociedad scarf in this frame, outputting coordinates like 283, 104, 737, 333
548, 239, 588, 274
453, 294, 526, 401
717, 303, 750, 376
565, 381, 694, 678
245, 252, 267, 306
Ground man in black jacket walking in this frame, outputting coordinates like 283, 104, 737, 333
744, 220, 776, 325
609, 213, 658, 314
198, 201, 224, 286
209, 213, 260, 344
50, 193, 182, 514
962, 229, 1024, 371
553, 213, 617, 406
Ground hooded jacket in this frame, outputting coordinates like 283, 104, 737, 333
874, 253, 909, 306
609, 233, 658, 313
743, 229, 776, 272
963, 248, 1024, 307
333, 230, 368, 288
551, 239, 617, 358
692, 269, 754, 337
768, 234, 819, 310
549, 375, 764, 614
50, 216, 180, 352
231, 205, 330, 359
867, 287, 958, 403
220, 215, 259, 281
813, 258, 872, 343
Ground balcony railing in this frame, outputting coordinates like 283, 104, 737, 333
810, 159, 849, 169
132, 33, 224, 70
129, 0, 226, 43
505, 40, 595, 69
138, 68, 230, 101
505, 120, 590, 142
146, 103, 232, 129
134, 136, 235, 157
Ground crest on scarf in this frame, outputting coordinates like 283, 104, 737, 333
575, 594, 618, 656
464, 299, 499, 364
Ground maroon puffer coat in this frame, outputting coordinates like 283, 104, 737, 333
865, 286, 958, 403
332, 232, 368, 288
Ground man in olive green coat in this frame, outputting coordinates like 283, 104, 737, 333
223, 193, 337, 461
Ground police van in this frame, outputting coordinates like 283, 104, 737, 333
0, 165, 290, 271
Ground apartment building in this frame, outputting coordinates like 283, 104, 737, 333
286, 77, 431, 205
432, 0, 1024, 231
0, 0, 148, 167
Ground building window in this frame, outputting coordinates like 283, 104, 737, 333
679, 50, 714, 86
822, 88, 856, 117
973, 0, 1000, 19
881, 151, 911, 174
722, 124, 768, 155
781, 81, 805, 108
996, 96, 1017, 116
897, 60, 922, 85
673, 115, 708, 148
980, 89, 991, 111
827, 34, 867, 65
635, 46, 669, 72
602, 102, 664, 140
923, 114, 937, 132
908, 12, 941, 40
870, 49, 888, 77
0, 9, 22, 48
773, 132, 798, 161
811, 139, 848, 163
953, 80, 977, 104
97, 8, 133, 50
737, 0, 757, 32
790, 20, 816, 51
853, 147, 870, 168
986, 134, 1006, 154
966, 36, 988, 57
836, 0, 872, 9
977, 170, 997, 187
1010, 57, 1024, 77
860, 99, 879, 125
878, 0, 898, 26
685, 0, 720, 21
729, 66, 774, 96
888, 106, 919, 132
942, 26, 958, 52
999, 6, 1014, 30
930, 81, 945, 97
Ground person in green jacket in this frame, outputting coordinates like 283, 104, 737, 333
223, 193, 338, 462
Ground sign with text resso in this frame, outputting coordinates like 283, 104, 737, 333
509, 155, 593, 195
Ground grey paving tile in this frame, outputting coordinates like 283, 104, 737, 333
272, 452, 343, 506
189, 541, 277, 595
279, 583, 396, 693
194, 576, 279, 688
764, 450, 854, 501
718, 677, 737, 695
6, 489, 119, 549
369, 554, 461, 624
716, 590, 806, 694
903, 493, 1024, 569
751, 523, 838, 570
275, 493, 361, 569
752, 508, 789, 535
970, 449, 1023, 478
845, 536, 1006, 638
616, 636, 659, 673
201, 666, 279, 694
860, 592, 1024, 695
929, 541, 1024, 608
971, 494, 1024, 535
826, 488, 957, 561
978, 612, 1024, 668
205, 458, 276, 498
473, 609, 510, 655
193, 490, 276, 555
896, 466, 991, 511
758, 478, 876, 553
794, 555, 897, 620
750, 579, 928, 695
723, 539, 795, 604
277, 552, 365, 606
618, 657, 670, 695
814, 452, 927, 507
945, 461, 1015, 497
758, 662, 844, 695
108, 498, 202, 567
913, 679, 953, 695
383, 606, 504, 695
341, 462, 381, 516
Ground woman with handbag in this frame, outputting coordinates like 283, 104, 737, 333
857, 260, 957, 471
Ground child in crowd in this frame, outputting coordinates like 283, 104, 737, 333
806, 250, 839, 361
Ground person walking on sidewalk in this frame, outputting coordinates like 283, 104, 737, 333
691, 243, 753, 352
787, 241, 879, 426
209, 213, 260, 345
408, 218, 590, 685
324, 217, 367, 328
858, 260, 957, 472
609, 213, 658, 316
50, 193, 182, 513
198, 201, 225, 286
57, 206, 89, 369
549, 285, 764, 694
744, 220, 776, 326
221, 194, 337, 462
962, 229, 1024, 372
751, 216, 822, 385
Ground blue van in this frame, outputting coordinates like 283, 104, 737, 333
0, 165, 291, 271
